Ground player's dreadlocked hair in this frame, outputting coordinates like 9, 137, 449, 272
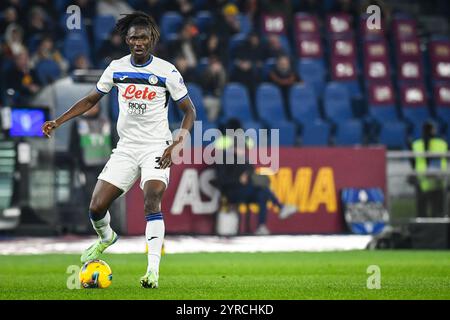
115, 11, 160, 48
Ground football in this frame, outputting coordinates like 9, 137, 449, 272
79, 259, 113, 289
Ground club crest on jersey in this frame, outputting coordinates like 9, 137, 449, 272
148, 75, 158, 85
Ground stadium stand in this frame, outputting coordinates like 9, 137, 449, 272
1, 0, 449, 150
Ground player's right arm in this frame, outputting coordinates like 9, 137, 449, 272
42, 89, 104, 138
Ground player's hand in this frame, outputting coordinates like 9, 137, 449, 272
42, 120, 59, 138
159, 137, 183, 169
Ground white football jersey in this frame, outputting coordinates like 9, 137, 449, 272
96, 54, 188, 147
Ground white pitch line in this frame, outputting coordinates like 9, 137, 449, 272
0, 235, 372, 255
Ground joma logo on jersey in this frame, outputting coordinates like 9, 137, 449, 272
122, 84, 157, 100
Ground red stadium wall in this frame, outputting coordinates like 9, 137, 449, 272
125, 147, 386, 235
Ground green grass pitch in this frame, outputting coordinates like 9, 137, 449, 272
1, 251, 450, 300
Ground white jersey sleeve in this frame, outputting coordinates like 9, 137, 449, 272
96, 64, 114, 94
166, 67, 188, 102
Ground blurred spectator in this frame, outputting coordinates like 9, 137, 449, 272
5, 50, 40, 103
2, 23, 26, 58
97, 0, 134, 20
167, 0, 194, 18
202, 33, 228, 66
173, 55, 198, 83
135, 0, 165, 23
26, 0, 58, 20
98, 30, 129, 66
410, 121, 448, 218
71, 54, 91, 71
201, 55, 227, 122
214, 118, 297, 235
263, 34, 287, 60
212, 3, 241, 46
0, 6, 19, 34
168, 20, 201, 69
231, 50, 260, 98
26, 6, 53, 41
235, 32, 265, 70
268, 54, 301, 114
30, 36, 69, 75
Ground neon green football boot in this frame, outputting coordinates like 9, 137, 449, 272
140, 270, 159, 289
80, 232, 119, 263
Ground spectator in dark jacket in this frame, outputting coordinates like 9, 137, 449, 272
268, 54, 301, 115
214, 118, 298, 235
168, 20, 201, 69
211, 3, 241, 48
202, 33, 228, 66
201, 55, 227, 121
5, 50, 40, 104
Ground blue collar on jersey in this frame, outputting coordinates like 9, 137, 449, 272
130, 54, 153, 67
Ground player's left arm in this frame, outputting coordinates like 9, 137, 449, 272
159, 96, 196, 169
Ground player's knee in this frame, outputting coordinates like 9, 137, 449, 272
89, 196, 108, 217
144, 188, 164, 213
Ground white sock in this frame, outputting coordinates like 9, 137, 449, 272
145, 212, 165, 274
90, 211, 114, 243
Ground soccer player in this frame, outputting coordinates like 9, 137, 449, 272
42, 12, 196, 288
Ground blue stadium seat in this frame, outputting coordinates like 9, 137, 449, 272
334, 119, 364, 145
241, 120, 262, 131
272, 121, 297, 146
255, 83, 288, 126
93, 15, 116, 50
160, 12, 183, 41
289, 83, 320, 125
323, 82, 353, 122
340, 80, 362, 99
35, 59, 61, 85
236, 14, 252, 35
228, 33, 247, 60
197, 57, 209, 75
27, 34, 42, 54
436, 107, 450, 124
186, 83, 208, 122
195, 11, 213, 34
54, 0, 69, 12
301, 119, 330, 146
298, 59, 326, 96
63, 32, 90, 64
369, 105, 399, 123
378, 121, 407, 149
402, 107, 434, 139
221, 83, 253, 122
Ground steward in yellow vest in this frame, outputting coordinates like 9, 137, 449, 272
411, 122, 448, 217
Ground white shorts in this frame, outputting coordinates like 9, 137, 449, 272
98, 142, 171, 193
